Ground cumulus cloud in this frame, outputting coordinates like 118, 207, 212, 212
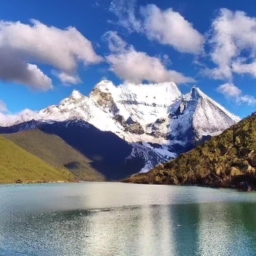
109, 1, 204, 54
217, 83, 241, 97
206, 9, 256, 80
103, 31, 127, 53
54, 72, 82, 86
0, 49, 53, 91
232, 60, 256, 78
0, 20, 102, 90
141, 5, 204, 54
104, 31, 195, 84
217, 83, 256, 105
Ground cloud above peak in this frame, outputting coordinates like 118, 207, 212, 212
110, 1, 204, 54
104, 31, 195, 84
217, 83, 256, 105
55, 72, 82, 86
141, 5, 204, 54
0, 20, 102, 90
206, 9, 256, 81
110, 0, 141, 33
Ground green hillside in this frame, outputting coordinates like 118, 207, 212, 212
124, 114, 256, 190
0, 136, 74, 184
3, 129, 105, 181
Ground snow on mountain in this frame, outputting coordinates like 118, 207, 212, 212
168, 87, 240, 149
0, 80, 240, 172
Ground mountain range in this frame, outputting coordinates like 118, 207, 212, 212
0, 80, 240, 181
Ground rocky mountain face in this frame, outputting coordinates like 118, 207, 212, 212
124, 113, 256, 191
0, 80, 240, 174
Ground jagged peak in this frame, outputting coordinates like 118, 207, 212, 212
70, 90, 84, 100
182, 86, 213, 104
93, 80, 116, 93
183, 86, 240, 119
190, 86, 206, 99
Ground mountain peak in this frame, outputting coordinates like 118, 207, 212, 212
93, 80, 116, 93
190, 86, 206, 99
70, 90, 84, 100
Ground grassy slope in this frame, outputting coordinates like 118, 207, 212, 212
0, 136, 74, 184
124, 114, 256, 189
3, 129, 105, 181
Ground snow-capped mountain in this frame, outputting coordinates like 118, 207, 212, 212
167, 87, 240, 154
35, 80, 183, 144
0, 80, 240, 173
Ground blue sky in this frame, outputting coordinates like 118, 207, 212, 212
1, 0, 256, 118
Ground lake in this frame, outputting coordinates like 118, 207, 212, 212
0, 183, 256, 256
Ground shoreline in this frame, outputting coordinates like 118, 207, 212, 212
0, 180, 255, 192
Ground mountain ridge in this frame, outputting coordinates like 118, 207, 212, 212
0, 80, 240, 173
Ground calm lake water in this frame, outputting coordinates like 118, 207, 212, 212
0, 183, 256, 256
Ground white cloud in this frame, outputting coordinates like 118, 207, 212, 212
104, 32, 195, 84
217, 83, 241, 97
232, 60, 256, 78
207, 9, 256, 80
0, 50, 53, 91
0, 20, 102, 90
0, 108, 37, 126
55, 72, 82, 86
103, 31, 127, 53
109, 0, 141, 32
0, 113, 16, 126
217, 83, 256, 105
109, 1, 204, 54
141, 5, 204, 54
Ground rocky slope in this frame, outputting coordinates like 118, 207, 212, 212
124, 113, 256, 191
0, 80, 240, 173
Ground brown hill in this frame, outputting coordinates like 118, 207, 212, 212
124, 114, 256, 190
3, 129, 105, 181
0, 136, 74, 184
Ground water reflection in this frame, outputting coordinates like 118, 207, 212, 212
0, 184, 256, 255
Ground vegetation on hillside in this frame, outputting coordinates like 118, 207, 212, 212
3, 130, 105, 181
124, 114, 256, 190
0, 136, 74, 184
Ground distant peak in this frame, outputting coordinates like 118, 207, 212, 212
190, 86, 206, 99
93, 80, 116, 93
70, 90, 84, 100
98, 79, 112, 84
